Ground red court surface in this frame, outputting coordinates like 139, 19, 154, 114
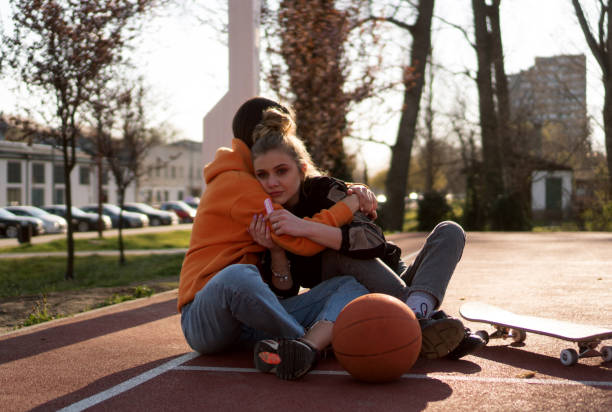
1, 232, 611, 411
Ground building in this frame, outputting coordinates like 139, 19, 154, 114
1, 115, 204, 208
508, 54, 588, 158
134, 140, 204, 205
531, 169, 573, 221
0, 139, 138, 207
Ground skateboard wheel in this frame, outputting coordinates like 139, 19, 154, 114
560, 349, 578, 366
602, 346, 612, 362
511, 329, 526, 343
475, 330, 489, 344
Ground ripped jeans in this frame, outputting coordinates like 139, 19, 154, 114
181, 264, 368, 354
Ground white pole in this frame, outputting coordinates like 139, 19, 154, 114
201, 0, 260, 186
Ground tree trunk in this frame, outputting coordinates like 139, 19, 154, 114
97, 153, 105, 238
572, 0, 612, 197
118, 189, 126, 265
384, 0, 434, 231
605, 79, 612, 198
488, 1, 511, 184
472, 0, 505, 224
62, 141, 75, 280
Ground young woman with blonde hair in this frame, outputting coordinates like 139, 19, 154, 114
248, 107, 485, 367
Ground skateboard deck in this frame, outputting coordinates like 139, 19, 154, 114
460, 302, 612, 366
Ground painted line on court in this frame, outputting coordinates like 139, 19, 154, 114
57, 352, 199, 412
174, 365, 612, 388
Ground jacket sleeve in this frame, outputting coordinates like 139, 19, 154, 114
230, 172, 354, 256
308, 177, 388, 260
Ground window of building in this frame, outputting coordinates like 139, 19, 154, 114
79, 165, 90, 185
7, 187, 21, 204
53, 164, 65, 184
171, 166, 176, 179
31, 188, 44, 206
54, 188, 65, 204
7, 162, 21, 183
178, 191, 184, 200
164, 190, 169, 201
32, 163, 45, 184
102, 169, 109, 185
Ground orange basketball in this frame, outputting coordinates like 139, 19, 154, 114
332, 293, 422, 382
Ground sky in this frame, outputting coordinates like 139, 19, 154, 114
0, 1, 603, 174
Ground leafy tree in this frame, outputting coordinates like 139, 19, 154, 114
99, 81, 162, 264
1, 0, 156, 279
262, 0, 385, 180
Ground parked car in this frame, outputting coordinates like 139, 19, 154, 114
80, 203, 149, 228
42, 204, 112, 232
5, 205, 68, 234
184, 196, 200, 210
160, 200, 197, 223
122, 202, 178, 226
0, 208, 44, 237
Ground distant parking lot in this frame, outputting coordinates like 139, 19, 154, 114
0, 222, 193, 249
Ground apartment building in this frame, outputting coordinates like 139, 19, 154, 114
508, 54, 588, 157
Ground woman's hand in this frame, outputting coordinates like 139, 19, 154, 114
346, 184, 378, 220
248, 214, 281, 251
266, 209, 307, 237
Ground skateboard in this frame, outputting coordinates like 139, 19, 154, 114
459, 302, 612, 366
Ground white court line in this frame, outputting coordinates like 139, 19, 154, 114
58, 352, 199, 412
174, 365, 612, 388
58, 355, 612, 411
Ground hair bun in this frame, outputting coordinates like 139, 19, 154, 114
252, 107, 295, 143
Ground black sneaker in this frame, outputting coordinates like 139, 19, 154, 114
254, 339, 317, 380
446, 328, 486, 360
418, 311, 465, 359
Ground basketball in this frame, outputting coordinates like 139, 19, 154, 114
332, 293, 422, 382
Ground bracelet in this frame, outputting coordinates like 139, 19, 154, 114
272, 270, 290, 281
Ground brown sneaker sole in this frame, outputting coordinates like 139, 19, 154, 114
420, 318, 465, 359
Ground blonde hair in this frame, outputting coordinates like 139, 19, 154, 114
252, 107, 321, 178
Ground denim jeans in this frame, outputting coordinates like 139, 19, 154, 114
180, 264, 368, 354
320, 221, 466, 308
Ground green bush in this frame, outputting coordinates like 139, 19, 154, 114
582, 200, 612, 231
490, 193, 532, 231
417, 192, 452, 231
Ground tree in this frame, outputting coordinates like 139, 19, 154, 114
572, 0, 612, 198
471, 0, 506, 225
1, 0, 156, 279
262, 0, 384, 180
100, 81, 162, 264
382, 0, 435, 231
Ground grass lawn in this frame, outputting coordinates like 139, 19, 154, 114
0, 253, 184, 298
0, 230, 191, 254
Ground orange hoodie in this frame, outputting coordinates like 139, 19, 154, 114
177, 139, 354, 311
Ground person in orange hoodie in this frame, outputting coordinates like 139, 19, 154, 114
179, 97, 373, 381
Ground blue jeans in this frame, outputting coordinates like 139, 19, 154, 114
181, 264, 368, 354
320, 221, 466, 308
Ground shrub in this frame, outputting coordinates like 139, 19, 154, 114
417, 192, 452, 231
490, 192, 532, 231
